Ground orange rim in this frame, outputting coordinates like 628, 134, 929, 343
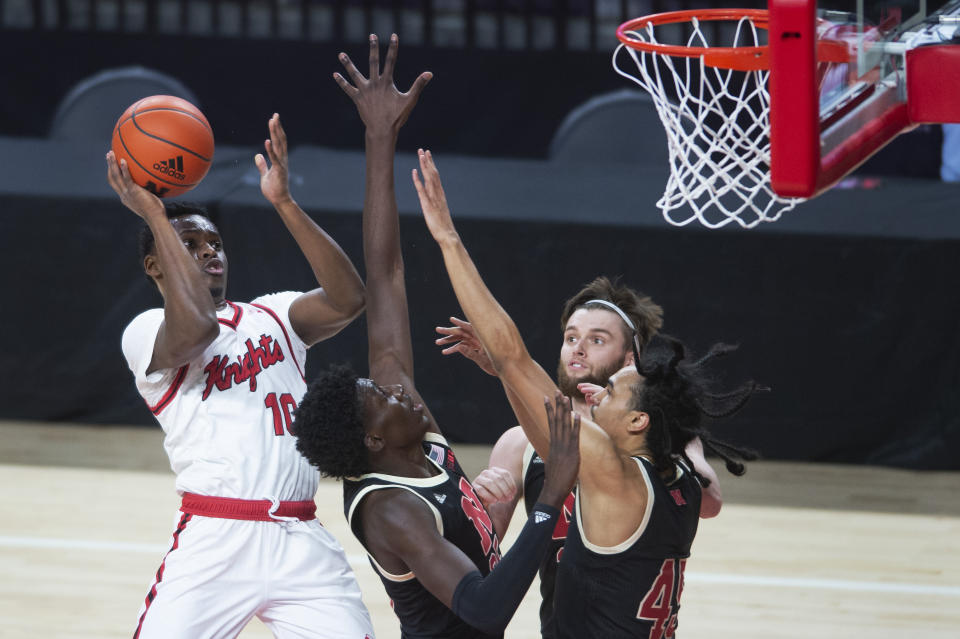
616, 9, 771, 71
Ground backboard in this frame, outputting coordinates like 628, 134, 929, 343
769, 0, 960, 197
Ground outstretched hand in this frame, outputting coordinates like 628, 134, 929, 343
435, 316, 498, 377
334, 33, 432, 136
255, 113, 292, 207
577, 382, 605, 406
412, 149, 457, 243
105, 151, 165, 220
540, 391, 581, 506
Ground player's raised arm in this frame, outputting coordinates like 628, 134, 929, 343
336, 33, 437, 419
412, 149, 560, 453
106, 152, 218, 372
255, 113, 365, 347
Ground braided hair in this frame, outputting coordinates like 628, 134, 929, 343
630, 334, 762, 486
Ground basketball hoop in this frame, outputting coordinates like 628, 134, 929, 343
614, 9, 802, 229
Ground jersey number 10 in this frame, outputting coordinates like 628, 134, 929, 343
265, 392, 297, 436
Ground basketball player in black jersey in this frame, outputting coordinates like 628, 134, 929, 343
414, 149, 760, 639
434, 280, 725, 636
291, 36, 581, 639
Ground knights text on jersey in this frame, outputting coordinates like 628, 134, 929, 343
521, 444, 576, 638
121, 292, 319, 501
343, 432, 503, 639
554, 456, 702, 639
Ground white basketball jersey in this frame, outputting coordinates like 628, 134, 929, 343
122, 291, 319, 501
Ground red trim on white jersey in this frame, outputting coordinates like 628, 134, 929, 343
149, 364, 189, 416
217, 301, 243, 329
251, 302, 305, 382
133, 512, 192, 639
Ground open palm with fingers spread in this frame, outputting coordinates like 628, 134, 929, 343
334, 33, 432, 137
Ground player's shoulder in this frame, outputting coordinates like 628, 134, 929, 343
121, 308, 164, 343
125, 307, 163, 327
490, 425, 530, 468
494, 425, 530, 452
248, 290, 303, 311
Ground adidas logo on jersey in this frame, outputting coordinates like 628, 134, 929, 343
433, 493, 447, 504
153, 156, 186, 181
534, 510, 552, 524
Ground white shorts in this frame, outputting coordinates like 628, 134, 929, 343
133, 512, 375, 639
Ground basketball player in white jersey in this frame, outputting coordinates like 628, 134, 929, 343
106, 110, 375, 637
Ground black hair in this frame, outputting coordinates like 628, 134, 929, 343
632, 334, 762, 486
560, 276, 664, 353
292, 364, 372, 479
136, 201, 213, 262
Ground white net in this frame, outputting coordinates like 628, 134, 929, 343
614, 16, 803, 229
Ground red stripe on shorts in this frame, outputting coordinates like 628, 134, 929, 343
132, 512, 192, 639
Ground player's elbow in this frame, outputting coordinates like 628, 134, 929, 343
700, 493, 722, 519
452, 574, 513, 635
332, 285, 367, 322
343, 288, 367, 322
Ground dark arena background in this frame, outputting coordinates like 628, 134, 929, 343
1, 0, 958, 470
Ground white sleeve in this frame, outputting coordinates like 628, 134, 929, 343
121, 309, 175, 395
250, 291, 309, 363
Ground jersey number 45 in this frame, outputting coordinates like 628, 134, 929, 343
637, 558, 686, 639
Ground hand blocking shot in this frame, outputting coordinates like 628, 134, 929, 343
413, 148, 762, 639
290, 35, 579, 639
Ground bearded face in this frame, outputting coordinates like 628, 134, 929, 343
557, 356, 627, 400
556, 308, 633, 401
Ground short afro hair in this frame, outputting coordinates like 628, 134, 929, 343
137, 201, 213, 261
293, 364, 371, 479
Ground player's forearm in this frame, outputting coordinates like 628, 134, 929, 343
503, 382, 551, 461
434, 234, 529, 375
451, 501, 560, 634
487, 500, 516, 541
362, 132, 403, 279
360, 132, 422, 383
685, 437, 723, 518
273, 198, 365, 316
148, 212, 218, 348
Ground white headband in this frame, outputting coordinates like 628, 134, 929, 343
583, 299, 642, 356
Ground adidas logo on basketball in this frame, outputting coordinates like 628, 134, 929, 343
153, 156, 186, 181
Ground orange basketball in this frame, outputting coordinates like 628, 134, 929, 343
110, 95, 215, 198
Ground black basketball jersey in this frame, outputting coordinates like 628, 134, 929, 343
343, 432, 503, 639
554, 456, 702, 639
521, 444, 576, 638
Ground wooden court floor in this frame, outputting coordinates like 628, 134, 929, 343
0, 420, 957, 639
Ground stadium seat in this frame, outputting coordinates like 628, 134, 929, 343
49, 66, 201, 142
